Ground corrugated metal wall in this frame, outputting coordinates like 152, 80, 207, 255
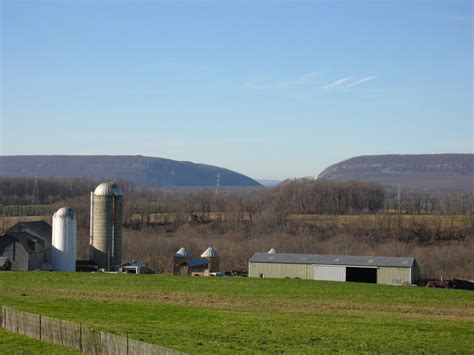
248, 262, 313, 279
314, 265, 346, 281
250, 262, 416, 285
377, 267, 412, 285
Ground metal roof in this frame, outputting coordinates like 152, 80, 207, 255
0, 232, 48, 254
249, 252, 415, 268
7, 221, 52, 243
118, 259, 144, 268
201, 247, 219, 257
175, 247, 192, 257
94, 182, 123, 196
179, 258, 209, 267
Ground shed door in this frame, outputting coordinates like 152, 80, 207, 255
314, 265, 346, 281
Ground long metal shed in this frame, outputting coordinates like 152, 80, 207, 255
248, 252, 420, 285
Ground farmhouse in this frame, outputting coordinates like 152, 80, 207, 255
249, 251, 420, 285
0, 221, 52, 271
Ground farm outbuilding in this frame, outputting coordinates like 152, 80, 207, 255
249, 252, 420, 285
0, 257, 12, 271
0, 221, 52, 271
201, 247, 220, 273
117, 259, 151, 274
173, 247, 193, 275
177, 258, 209, 276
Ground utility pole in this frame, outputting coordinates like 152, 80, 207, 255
31, 175, 40, 205
215, 174, 220, 200
214, 174, 220, 218
397, 184, 401, 214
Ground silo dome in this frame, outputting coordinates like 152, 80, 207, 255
94, 181, 123, 196
201, 247, 219, 257
268, 248, 277, 254
55, 207, 76, 219
175, 247, 192, 257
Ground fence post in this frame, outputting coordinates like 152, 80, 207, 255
80, 323, 83, 352
127, 331, 129, 355
39, 313, 42, 340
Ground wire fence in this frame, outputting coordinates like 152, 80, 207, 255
1, 306, 187, 355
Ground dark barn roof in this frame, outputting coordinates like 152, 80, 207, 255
179, 258, 209, 267
0, 232, 47, 254
7, 221, 52, 244
249, 253, 415, 268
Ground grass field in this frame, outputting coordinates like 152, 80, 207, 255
0, 273, 473, 353
0, 328, 80, 354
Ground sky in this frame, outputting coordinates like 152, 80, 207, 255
1, 0, 472, 181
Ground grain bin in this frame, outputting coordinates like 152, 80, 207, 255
201, 247, 220, 273
90, 182, 123, 270
52, 207, 77, 272
173, 247, 192, 274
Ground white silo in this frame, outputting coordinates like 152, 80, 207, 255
52, 207, 77, 272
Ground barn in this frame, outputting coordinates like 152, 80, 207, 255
0, 221, 52, 271
248, 251, 420, 285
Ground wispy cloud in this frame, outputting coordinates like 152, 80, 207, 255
343, 76, 376, 88
323, 75, 376, 89
245, 71, 318, 90
322, 77, 352, 89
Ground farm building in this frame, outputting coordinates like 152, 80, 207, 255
173, 247, 193, 274
173, 246, 221, 276
249, 251, 420, 285
117, 259, 151, 274
0, 221, 52, 271
0, 257, 12, 271
177, 258, 209, 276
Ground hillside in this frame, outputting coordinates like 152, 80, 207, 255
318, 154, 474, 192
0, 155, 261, 187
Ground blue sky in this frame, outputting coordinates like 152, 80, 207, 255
1, 0, 472, 180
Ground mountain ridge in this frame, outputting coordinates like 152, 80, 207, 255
0, 155, 261, 187
318, 153, 473, 192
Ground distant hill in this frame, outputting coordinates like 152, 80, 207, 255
0, 155, 261, 187
318, 154, 474, 192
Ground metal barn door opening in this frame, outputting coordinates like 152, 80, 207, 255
345, 267, 377, 283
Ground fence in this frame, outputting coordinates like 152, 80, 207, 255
1, 306, 187, 355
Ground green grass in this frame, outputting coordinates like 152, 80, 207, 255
0, 328, 80, 354
0, 273, 473, 353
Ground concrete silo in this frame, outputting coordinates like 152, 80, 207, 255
201, 247, 220, 273
90, 182, 123, 270
52, 207, 77, 272
173, 247, 192, 274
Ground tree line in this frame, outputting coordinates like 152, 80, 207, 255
0, 177, 472, 219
